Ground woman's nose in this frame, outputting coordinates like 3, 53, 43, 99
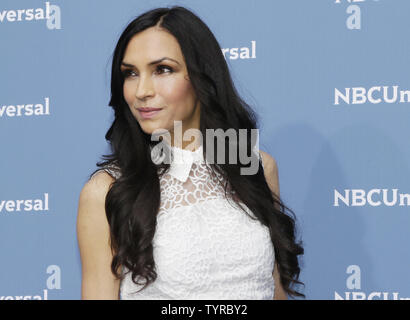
135, 74, 155, 99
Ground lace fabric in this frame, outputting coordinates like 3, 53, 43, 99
97, 144, 275, 299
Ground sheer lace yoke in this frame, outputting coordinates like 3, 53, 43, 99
158, 144, 231, 215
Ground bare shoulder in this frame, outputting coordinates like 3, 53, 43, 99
259, 150, 280, 198
80, 170, 115, 201
77, 169, 117, 249
77, 170, 115, 251
76, 170, 121, 299
259, 150, 277, 172
77, 170, 116, 235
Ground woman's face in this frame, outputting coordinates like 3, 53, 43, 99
121, 26, 200, 146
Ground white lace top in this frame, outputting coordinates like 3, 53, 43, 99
99, 144, 275, 300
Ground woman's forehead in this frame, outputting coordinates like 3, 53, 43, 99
123, 28, 183, 63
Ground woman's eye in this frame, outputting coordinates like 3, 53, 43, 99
121, 65, 173, 78
156, 65, 173, 74
121, 69, 136, 78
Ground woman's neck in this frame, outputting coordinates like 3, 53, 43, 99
168, 131, 202, 152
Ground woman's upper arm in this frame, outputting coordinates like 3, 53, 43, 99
259, 150, 280, 199
76, 170, 121, 300
259, 151, 288, 300
273, 261, 288, 300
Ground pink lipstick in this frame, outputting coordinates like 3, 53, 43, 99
138, 107, 162, 119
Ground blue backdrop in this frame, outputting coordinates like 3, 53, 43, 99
1, 0, 409, 300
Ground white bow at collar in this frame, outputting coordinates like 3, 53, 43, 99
169, 145, 205, 182
150, 144, 205, 183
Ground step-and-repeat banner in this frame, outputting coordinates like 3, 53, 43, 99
1, 0, 409, 300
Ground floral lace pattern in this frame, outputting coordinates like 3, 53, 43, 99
97, 145, 275, 299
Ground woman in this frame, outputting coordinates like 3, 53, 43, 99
76, 5, 304, 300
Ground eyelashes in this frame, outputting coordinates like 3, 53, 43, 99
121, 65, 174, 78
121, 69, 136, 78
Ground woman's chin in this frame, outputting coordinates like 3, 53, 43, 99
140, 123, 170, 137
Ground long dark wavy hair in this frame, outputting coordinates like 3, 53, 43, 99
93, 5, 304, 298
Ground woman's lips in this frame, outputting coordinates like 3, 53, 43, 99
138, 108, 162, 119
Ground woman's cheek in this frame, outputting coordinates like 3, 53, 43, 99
123, 82, 135, 106
156, 77, 192, 104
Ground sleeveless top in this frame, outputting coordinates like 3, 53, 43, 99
97, 144, 275, 300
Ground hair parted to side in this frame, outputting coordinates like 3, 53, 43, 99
93, 5, 305, 298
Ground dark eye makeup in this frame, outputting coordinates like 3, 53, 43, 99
121, 64, 174, 78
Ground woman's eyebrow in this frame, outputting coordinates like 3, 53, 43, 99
121, 57, 180, 68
